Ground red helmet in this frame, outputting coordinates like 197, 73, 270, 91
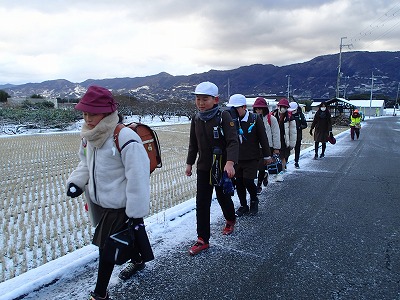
253, 97, 268, 108
277, 98, 290, 108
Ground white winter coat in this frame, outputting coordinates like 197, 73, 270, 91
273, 110, 297, 149
262, 114, 281, 150
285, 119, 297, 148
67, 112, 150, 224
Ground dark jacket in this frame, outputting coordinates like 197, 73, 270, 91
311, 109, 332, 143
186, 109, 239, 172
238, 112, 271, 160
292, 109, 308, 141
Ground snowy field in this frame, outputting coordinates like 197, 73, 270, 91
0, 115, 195, 283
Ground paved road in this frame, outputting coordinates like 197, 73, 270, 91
19, 117, 400, 300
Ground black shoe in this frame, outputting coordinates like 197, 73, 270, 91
319, 153, 325, 158
235, 205, 249, 217
314, 154, 318, 160
294, 162, 300, 169
250, 199, 259, 215
89, 291, 110, 300
118, 261, 145, 280
262, 173, 269, 187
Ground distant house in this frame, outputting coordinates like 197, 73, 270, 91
244, 95, 293, 111
347, 99, 385, 117
310, 98, 356, 118
309, 97, 385, 120
245, 96, 279, 111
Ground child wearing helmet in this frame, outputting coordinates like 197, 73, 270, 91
227, 94, 272, 216
350, 109, 362, 140
185, 81, 239, 256
252, 97, 281, 193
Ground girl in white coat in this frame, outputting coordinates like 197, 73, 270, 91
66, 85, 151, 300
272, 98, 297, 181
252, 97, 281, 192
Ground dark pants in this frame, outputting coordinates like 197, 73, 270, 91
235, 159, 258, 207
236, 177, 258, 207
196, 170, 236, 243
93, 209, 141, 297
314, 142, 326, 155
294, 139, 301, 163
350, 126, 360, 140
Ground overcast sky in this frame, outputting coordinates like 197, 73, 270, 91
1, 0, 399, 85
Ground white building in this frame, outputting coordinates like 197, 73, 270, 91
348, 100, 385, 117
245, 97, 279, 111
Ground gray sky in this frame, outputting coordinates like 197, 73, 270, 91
1, 0, 399, 85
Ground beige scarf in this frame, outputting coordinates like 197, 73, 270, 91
80, 111, 119, 148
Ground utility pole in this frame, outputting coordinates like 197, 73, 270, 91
286, 75, 291, 100
336, 37, 352, 98
343, 76, 350, 99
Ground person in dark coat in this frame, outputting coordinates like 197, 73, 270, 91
186, 81, 239, 256
310, 102, 332, 159
288, 102, 308, 168
226, 94, 272, 216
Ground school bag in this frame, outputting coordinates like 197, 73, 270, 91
265, 153, 283, 174
114, 122, 162, 174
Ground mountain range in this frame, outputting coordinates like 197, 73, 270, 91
1, 51, 399, 101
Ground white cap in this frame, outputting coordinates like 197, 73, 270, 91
288, 102, 298, 112
226, 94, 246, 107
192, 81, 218, 97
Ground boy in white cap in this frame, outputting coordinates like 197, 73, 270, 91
186, 81, 239, 255
226, 94, 272, 216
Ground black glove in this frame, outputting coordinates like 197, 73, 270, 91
67, 183, 83, 198
309, 129, 313, 136
127, 218, 144, 241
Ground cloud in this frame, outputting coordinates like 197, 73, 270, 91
0, 0, 399, 84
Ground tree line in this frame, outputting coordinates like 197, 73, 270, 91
0, 92, 197, 134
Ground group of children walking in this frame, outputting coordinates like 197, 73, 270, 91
185, 81, 309, 256
65, 83, 350, 299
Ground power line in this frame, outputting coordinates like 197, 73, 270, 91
348, 4, 400, 47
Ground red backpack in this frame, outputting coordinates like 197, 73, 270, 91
114, 123, 162, 174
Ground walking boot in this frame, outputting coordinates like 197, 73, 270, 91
250, 198, 259, 215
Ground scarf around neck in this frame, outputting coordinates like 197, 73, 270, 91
80, 111, 119, 148
198, 105, 219, 121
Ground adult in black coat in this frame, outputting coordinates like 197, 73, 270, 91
310, 102, 332, 159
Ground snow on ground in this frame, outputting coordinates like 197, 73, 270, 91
0, 115, 191, 138
1, 112, 387, 299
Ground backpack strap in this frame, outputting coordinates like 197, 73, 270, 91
247, 112, 257, 133
114, 123, 141, 153
113, 124, 125, 152
267, 112, 273, 126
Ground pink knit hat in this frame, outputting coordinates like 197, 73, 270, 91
75, 85, 117, 113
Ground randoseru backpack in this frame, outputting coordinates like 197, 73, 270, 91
114, 122, 162, 174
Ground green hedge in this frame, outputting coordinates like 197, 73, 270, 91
0, 107, 82, 129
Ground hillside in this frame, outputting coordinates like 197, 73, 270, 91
1, 51, 399, 101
